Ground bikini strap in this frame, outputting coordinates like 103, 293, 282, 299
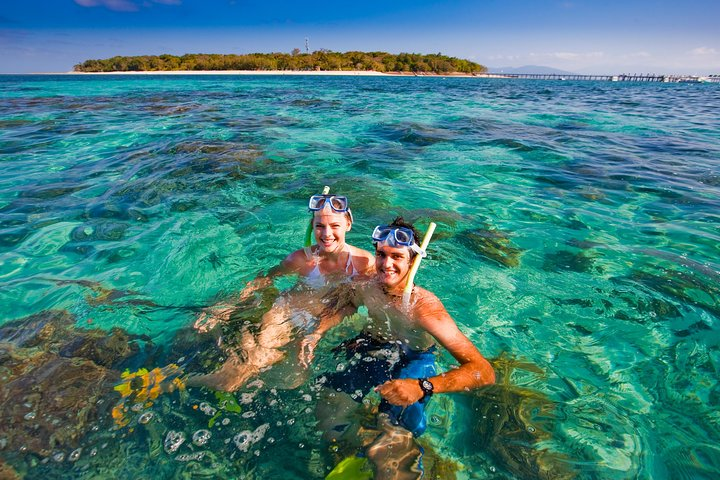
344, 249, 356, 275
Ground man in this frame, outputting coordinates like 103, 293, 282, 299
300, 217, 495, 479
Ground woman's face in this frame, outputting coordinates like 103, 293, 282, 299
313, 209, 351, 254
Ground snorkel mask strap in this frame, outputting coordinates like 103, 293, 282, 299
304, 186, 331, 247
375, 238, 427, 258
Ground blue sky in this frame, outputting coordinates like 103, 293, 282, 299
2, 0, 719, 74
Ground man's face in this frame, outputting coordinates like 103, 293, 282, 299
375, 243, 412, 290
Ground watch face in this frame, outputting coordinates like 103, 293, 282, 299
421, 379, 434, 392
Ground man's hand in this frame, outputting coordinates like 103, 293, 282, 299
299, 332, 322, 368
375, 378, 424, 407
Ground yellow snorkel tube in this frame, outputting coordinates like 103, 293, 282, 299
402, 222, 436, 309
305, 185, 331, 247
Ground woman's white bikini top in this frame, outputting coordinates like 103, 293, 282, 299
302, 246, 358, 289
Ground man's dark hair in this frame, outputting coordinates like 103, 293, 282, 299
387, 216, 421, 259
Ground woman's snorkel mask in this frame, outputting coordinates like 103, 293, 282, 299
304, 188, 353, 247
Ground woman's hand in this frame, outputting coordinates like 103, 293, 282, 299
299, 332, 322, 368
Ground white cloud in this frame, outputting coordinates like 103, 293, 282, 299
487, 54, 521, 61
529, 51, 605, 60
620, 51, 651, 59
690, 46, 718, 56
74, 0, 181, 12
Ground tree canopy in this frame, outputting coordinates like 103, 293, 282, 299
74, 51, 486, 74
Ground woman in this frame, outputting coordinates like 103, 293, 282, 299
189, 192, 374, 391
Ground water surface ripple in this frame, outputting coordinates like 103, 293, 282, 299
1, 75, 718, 479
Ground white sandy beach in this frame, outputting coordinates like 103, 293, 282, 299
68, 70, 391, 76
65, 70, 486, 78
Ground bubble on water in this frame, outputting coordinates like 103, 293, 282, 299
527, 426, 536, 433
52, 452, 65, 462
199, 402, 217, 416
24, 411, 36, 421
23, 402, 32, 409
164, 431, 185, 454
287, 419, 295, 425
267, 437, 275, 444
298, 443, 305, 449
276, 421, 283, 427
269, 399, 278, 406
241, 411, 255, 418
336, 363, 346, 372
430, 415, 441, 425
247, 379, 264, 389
138, 412, 154, 424
234, 424, 269, 452
130, 403, 144, 412
193, 429, 211, 446
68, 448, 82, 462
270, 388, 277, 395
305, 408, 312, 414
302, 394, 312, 402
240, 392, 256, 404
90, 448, 97, 457
176, 451, 205, 462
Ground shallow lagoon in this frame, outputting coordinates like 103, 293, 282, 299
0, 74, 718, 479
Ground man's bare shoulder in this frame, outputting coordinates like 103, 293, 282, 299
412, 287, 451, 321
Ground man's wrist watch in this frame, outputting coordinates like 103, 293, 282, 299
418, 378, 434, 401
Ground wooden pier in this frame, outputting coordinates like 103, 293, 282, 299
477, 73, 717, 83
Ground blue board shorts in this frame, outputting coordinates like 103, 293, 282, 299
320, 332, 437, 437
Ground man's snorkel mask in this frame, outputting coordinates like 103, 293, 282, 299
372, 225, 427, 258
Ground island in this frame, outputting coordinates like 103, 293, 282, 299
73, 51, 486, 75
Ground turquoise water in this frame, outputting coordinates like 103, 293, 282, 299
1, 74, 718, 479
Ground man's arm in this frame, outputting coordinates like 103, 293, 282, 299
376, 291, 495, 407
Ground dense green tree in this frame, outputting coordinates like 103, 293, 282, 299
74, 51, 486, 74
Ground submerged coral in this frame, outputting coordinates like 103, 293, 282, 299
457, 227, 524, 268
0, 309, 159, 460
459, 353, 576, 480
